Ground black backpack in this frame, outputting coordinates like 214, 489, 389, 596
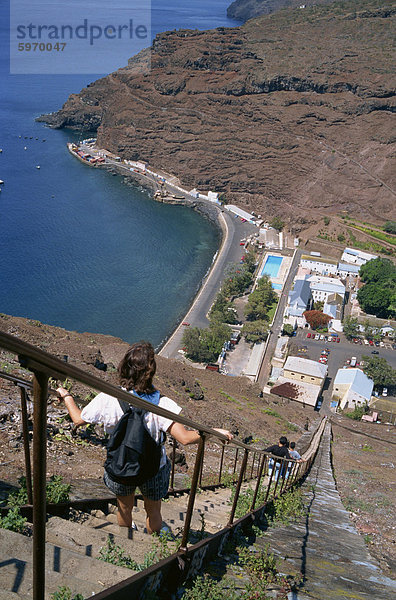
104, 398, 165, 486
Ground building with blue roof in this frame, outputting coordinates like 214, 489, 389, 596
332, 368, 374, 410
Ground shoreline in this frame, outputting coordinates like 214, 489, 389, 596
68, 140, 257, 357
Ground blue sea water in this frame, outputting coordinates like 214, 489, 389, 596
0, 1, 238, 346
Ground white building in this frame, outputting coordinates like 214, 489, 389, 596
332, 368, 374, 410
308, 275, 346, 303
341, 247, 377, 266
301, 255, 338, 275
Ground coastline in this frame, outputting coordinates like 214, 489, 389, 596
67, 140, 257, 357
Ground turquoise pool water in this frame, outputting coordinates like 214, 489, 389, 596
261, 255, 283, 279
272, 283, 283, 290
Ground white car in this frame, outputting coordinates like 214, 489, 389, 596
315, 334, 320, 340
382, 387, 388, 397
364, 339, 369, 345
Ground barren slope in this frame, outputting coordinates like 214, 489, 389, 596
40, 0, 395, 232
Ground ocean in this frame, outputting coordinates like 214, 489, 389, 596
0, 1, 238, 347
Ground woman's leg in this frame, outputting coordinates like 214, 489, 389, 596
143, 497, 162, 534
116, 493, 135, 528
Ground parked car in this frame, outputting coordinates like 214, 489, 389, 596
320, 335, 325, 340
382, 387, 388, 397
371, 350, 379, 354
364, 339, 369, 345
315, 334, 320, 340
336, 338, 340, 343
307, 333, 311, 338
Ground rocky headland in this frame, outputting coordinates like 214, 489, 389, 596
227, 0, 350, 23
39, 0, 395, 233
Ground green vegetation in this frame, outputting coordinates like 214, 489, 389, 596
182, 321, 231, 363
357, 258, 396, 318
0, 475, 70, 534
183, 254, 258, 363
282, 323, 294, 336
361, 355, 396, 388
0, 507, 27, 534
343, 405, 367, 420
343, 316, 360, 340
270, 216, 285, 231
383, 221, 396, 235
242, 319, 269, 344
245, 276, 277, 322
323, 216, 330, 226
50, 588, 84, 600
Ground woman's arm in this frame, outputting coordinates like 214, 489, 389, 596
57, 387, 87, 427
168, 422, 233, 446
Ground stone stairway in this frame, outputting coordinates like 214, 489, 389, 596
0, 486, 233, 599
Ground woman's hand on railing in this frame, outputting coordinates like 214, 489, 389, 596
212, 428, 233, 442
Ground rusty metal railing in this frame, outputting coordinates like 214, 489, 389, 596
0, 331, 325, 600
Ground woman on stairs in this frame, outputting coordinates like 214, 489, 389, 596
57, 341, 232, 535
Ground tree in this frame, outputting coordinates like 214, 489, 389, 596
303, 310, 331, 330
323, 216, 330, 226
270, 216, 285, 231
182, 322, 231, 364
357, 284, 395, 319
383, 221, 396, 234
245, 276, 277, 321
242, 320, 269, 344
241, 249, 257, 274
343, 316, 360, 340
282, 324, 294, 336
359, 258, 396, 284
222, 264, 253, 298
209, 291, 236, 324
361, 356, 396, 388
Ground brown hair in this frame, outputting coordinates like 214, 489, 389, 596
118, 341, 156, 394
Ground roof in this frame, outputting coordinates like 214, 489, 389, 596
334, 368, 374, 401
323, 303, 337, 318
284, 356, 328, 379
338, 262, 360, 273
271, 377, 321, 406
342, 247, 377, 261
289, 278, 312, 307
301, 255, 338, 265
310, 282, 345, 295
326, 293, 344, 305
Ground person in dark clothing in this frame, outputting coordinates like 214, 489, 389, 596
265, 436, 291, 478
265, 436, 291, 459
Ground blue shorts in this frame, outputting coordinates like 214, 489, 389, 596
103, 459, 171, 501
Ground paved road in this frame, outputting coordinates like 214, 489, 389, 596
257, 248, 302, 386
160, 210, 257, 359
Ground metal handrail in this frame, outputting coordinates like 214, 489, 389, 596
0, 330, 318, 600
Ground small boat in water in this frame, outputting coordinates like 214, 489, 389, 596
36, 165, 40, 169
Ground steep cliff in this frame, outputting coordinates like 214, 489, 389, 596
39, 0, 396, 230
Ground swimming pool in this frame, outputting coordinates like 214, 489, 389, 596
272, 283, 283, 290
261, 255, 283, 279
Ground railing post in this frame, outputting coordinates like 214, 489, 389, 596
228, 448, 249, 526
32, 371, 48, 600
250, 454, 266, 512
271, 458, 282, 499
198, 436, 206, 487
233, 447, 239, 474
18, 386, 33, 504
179, 433, 205, 552
250, 452, 256, 479
264, 456, 276, 503
168, 438, 176, 493
218, 443, 225, 484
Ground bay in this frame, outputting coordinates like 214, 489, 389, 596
0, 1, 238, 346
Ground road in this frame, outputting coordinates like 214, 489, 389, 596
159, 209, 257, 359
257, 248, 302, 387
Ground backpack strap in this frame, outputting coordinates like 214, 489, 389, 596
117, 398, 133, 414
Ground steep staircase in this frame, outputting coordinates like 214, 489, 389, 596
0, 485, 234, 599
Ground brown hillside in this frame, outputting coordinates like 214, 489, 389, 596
39, 0, 395, 233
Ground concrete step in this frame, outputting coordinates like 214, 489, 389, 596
0, 527, 135, 597
46, 514, 176, 566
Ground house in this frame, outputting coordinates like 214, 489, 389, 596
301, 255, 338, 275
285, 278, 313, 320
337, 262, 360, 278
284, 356, 328, 386
341, 247, 377, 266
271, 356, 327, 407
308, 275, 345, 303
332, 368, 374, 410
323, 293, 344, 320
